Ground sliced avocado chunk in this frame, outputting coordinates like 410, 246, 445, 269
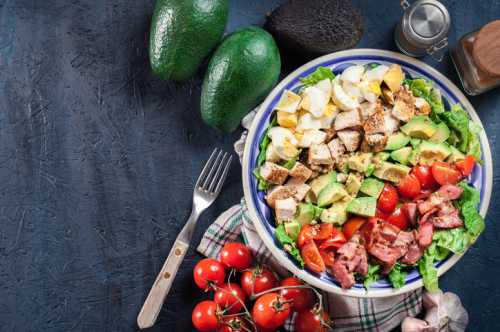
304, 191, 316, 204
347, 153, 373, 173
317, 183, 349, 207
410, 138, 422, 149
390, 146, 413, 165
320, 198, 352, 225
417, 141, 452, 165
407, 147, 420, 166
309, 171, 337, 198
373, 161, 411, 183
346, 197, 377, 217
400, 116, 438, 139
446, 146, 466, 163
365, 164, 375, 177
385, 132, 410, 150
430, 122, 450, 143
345, 173, 363, 197
284, 220, 301, 241
359, 177, 384, 198
373, 151, 390, 165
296, 203, 316, 225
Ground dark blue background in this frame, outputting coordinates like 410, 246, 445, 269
0, 1, 498, 331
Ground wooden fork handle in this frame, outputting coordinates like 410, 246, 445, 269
137, 239, 189, 329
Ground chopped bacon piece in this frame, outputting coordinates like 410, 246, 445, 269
401, 242, 424, 265
417, 222, 434, 248
332, 235, 369, 288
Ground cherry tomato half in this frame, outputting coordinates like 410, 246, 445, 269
214, 283, 246, 314
241, 266, 278, 297
314, 223, 333, 241
397, 174, 421, 199
455, 155, 476, 177
319, 250, 335, 270
298, 224, 317, 249
378, 183, 399, 214
294, 308, 330, 332
412, 165, 438, 190
342, 217, 366, 240
431, 161, 462, 185
279, 277, 314, 312
301, 241, 326, 273
318, 227, 347, 250
386, 207, 408, 230
252, 293, 291, 330
192, 300, 220, 332
193, 258, 226, 291
219, 242, 253, 271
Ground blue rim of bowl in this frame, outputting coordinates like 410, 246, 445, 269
242, 49, 493, 297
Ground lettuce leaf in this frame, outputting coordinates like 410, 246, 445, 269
257, 115, 277, 166
440, 104, 470, 152
467, 122, 482, 162
300, 66, 335, 86
433, 228, 469, 254
388, 262, 407, 289
405, 78, 444, 121
418, 245, 439, 292
456, 181, 485, 242
363, 263, 381, 289
252, 168, 270, 191
275, 224, 305, 268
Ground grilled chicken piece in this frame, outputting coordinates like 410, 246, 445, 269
334, 109, 363, 131
327, 138, 346, 162
260, 162, 289, 185
266, 185, 297, 208
337, 129, 362, 152
275, 198, 297, 222
308, 143, 334, 165
289, 162, 313, 182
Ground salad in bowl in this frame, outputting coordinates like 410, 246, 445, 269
250, 56, 487, 292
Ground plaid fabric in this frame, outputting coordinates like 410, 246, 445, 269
197, 199, 422, 332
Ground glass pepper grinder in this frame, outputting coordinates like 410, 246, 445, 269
395, 0, 450, 61
451, 20, 500, 95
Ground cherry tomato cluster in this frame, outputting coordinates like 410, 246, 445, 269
191, 242, 331, 332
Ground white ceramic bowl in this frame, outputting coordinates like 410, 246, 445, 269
242, 49, 493, 298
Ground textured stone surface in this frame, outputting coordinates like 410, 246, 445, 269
0, 1, 499, 331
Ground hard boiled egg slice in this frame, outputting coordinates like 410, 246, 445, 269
320, 103, 339, 129
363, 65, 389, 82
331, 77, 360, 111
265, 142, 281, 162
300, 86, 328, 117
298, 129, 327, 148
341, 65, 365, 84
296, 112, 323, 132
267, 127, 299, 160
275, 90, 301, 113
342, 81, 364, 102
315, 78, 332, 101
359, 80, 380, 103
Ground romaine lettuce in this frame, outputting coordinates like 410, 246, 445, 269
300, 66, 335, 86
363, 263, 381, 289
418, 245, 439, 292
457, 181, 485, 242
388, 262, 407, 289
275, 224, 305, 268
433, 228, 469, 254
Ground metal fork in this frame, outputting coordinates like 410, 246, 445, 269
137, 148, 233, 329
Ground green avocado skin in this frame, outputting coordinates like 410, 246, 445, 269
149, 0, 228, 82
201, 27, 281, 132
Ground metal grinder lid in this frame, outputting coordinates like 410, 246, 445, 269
403, 0, 450, 46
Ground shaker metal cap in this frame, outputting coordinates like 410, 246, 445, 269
404, 0, 450, 45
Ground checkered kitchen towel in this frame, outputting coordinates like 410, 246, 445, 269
197, 111, 423, 332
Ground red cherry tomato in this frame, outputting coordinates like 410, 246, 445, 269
386, 207, 408, 230
219, 242, 253, 271
412, 165, 439, 190
342, 217, 366, 240
455, 155, 476, 177
279, 277, 314, 312
431, 161, 462, 185
377, 183, 399, 214
314, 223, 333, 241
241, 266, 278, 297
193, 258, 226, 291
294, 308, 330, 332
397, 174, 421, 199
318, 227, 347, 250
301, 241, 326, 273
252, 293, 291, 330
192, 300, 220, 332
375, 208, 390, 220
216, 316, 249, 332
298, 224, 317, 248
319, 250, 335, 269
214, 283, 246, 314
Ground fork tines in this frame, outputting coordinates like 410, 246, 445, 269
195, 148, 233, 195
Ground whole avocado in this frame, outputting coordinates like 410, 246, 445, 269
265, 0, 363, 59
201, 27, 281, 133
149, 0, 228, 82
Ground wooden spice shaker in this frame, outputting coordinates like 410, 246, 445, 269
451, 20, 500, 95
